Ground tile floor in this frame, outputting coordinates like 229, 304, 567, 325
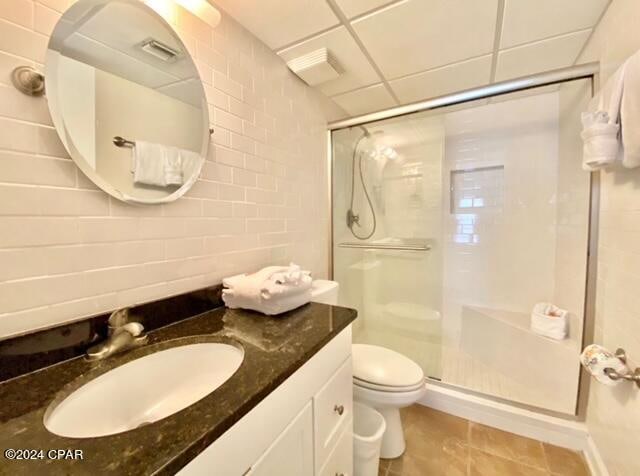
378, 405, 590, 476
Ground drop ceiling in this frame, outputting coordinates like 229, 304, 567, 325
212, 0, 611, 118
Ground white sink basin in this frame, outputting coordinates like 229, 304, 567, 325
44, 342, 244, 438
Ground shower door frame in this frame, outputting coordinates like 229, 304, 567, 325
326, 62, 600, 420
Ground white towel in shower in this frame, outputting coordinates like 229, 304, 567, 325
530, 302, 568, 341
133, 141, 167, 186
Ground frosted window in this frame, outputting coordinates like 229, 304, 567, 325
450, 165, 504, 214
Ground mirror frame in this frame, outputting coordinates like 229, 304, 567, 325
45, 0, 210, 205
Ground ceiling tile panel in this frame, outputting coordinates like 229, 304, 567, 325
277, 27, 380, 96
389, 55, 492, 104
501, 0, 609, 49
333, 0, 396, 19
495, 30, 592, 82
331, 83, 396, 116
212, 0, 339, 50
351, 0, 498, 79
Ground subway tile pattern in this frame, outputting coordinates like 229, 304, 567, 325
0, 0, 333, 339
578, 1, 640, 474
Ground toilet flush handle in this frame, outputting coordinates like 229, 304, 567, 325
334, 404, 344, 416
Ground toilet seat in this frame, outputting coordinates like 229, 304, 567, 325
353, 376, 425, 393
352, 344, 424, 389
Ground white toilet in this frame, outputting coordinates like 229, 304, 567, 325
311, 280, 426, 459
351, 344, 425, 458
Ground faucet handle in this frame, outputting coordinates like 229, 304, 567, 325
108, 308, 130, 327
121, 322, 144, 337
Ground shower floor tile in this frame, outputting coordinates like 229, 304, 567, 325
382, 405, 590, 476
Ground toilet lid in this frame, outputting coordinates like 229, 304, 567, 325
352, 344, 424, 388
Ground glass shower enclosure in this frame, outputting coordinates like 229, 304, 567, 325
330, 68, 595, 416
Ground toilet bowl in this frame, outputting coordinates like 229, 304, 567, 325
352, 344, 426, 459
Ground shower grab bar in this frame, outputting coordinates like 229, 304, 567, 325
337, 242, 431, 251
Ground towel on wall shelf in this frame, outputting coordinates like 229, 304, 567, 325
582, 50, 640, 170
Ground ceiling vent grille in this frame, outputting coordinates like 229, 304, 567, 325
286, 48, 341, 86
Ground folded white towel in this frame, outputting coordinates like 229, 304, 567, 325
530, 302, 568, 341
222, 263, 312, 315
133, 141, 167, 186
583, 51, 640, 170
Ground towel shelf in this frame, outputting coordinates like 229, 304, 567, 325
337, 242, 430, 252
113, 129, 215, 148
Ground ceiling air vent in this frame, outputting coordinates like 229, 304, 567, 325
286, 48, 341, 86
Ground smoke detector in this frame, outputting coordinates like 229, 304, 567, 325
286, 48, 341, 86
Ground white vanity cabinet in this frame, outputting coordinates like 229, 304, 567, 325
178, 326, 353, 476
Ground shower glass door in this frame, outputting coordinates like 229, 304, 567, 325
331, 78, 592, 415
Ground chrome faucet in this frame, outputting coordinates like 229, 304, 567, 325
86, 308, 148, 361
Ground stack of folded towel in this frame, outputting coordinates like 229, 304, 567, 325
133, 141, 201, 187
582, 49, 640, 170
530, 302, 568, 341
222, 263, 312, 315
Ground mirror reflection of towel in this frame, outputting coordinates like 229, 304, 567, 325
133, 141, 166, 186
133, 141, 201, 187
165, 149, 182, 186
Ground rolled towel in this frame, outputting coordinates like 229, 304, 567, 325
581, 114, 620, 171
580, 344, 629, 386
530, 302, 568, 340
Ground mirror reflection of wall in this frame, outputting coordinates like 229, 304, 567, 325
46, 0, 209, 204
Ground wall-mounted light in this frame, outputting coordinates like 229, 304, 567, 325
145, 0, 221, 28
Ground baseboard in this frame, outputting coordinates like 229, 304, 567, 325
419, 383, 589, 451
583, 435, 609, 476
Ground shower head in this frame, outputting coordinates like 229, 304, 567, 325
356, 126, 384, 138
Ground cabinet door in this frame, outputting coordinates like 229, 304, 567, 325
319, 423, 353, 476
249, 401, 313, 476
314, 357, 353, 470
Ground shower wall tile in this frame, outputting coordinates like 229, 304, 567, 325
0, 1, 339, 339
579, 1, 640, 474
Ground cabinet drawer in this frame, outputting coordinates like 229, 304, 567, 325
319, 421, 353, 476
314, 357, 353, 470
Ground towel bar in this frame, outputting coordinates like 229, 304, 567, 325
604, 348, 640, 388
113, 129, 214, 148
337, 242, 430, 251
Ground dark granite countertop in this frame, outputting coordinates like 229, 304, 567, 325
0, 303, 356, 475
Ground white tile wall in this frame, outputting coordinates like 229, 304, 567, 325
0, 0, 337, 339
578, 1, 640, 474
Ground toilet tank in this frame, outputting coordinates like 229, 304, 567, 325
310, 280, 339, 305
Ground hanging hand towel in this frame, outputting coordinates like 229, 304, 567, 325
133, 141, 167, 186
164, 147, 183, 186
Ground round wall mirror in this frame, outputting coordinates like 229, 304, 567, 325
46, 0, 209, 204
